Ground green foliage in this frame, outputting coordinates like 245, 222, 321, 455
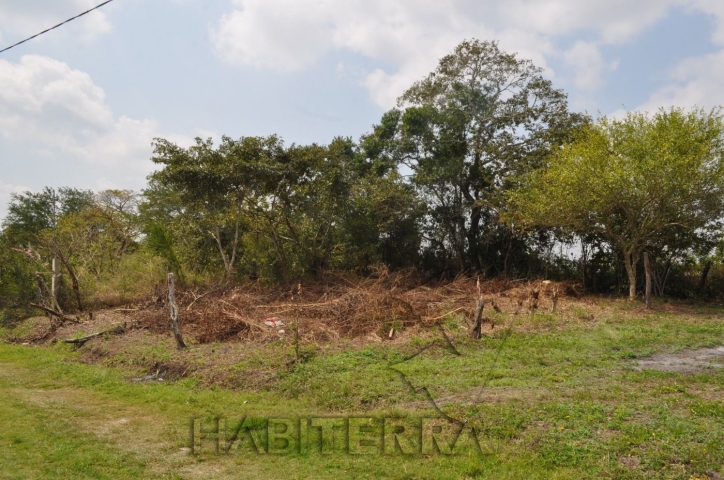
0, 233, 36, 325
2, 187, 93, 245
144, 222, 182, 277
81, 250, 167, 308
363, 39, 589, 276
513, 108, 724, 298
146, 132, 422, 282
0, 187, 152, 314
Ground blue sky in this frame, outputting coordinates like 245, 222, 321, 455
2, 0, 724, 218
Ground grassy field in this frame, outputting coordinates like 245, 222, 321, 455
1, 302, 724, 479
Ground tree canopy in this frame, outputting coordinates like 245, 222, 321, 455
362, 39, 589, 276
511, 108, 724, 298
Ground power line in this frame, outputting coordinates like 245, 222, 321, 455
0, 0, 116, 55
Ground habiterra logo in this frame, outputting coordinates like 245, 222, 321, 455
189, 321, 511, 456
189, 415, 479, 456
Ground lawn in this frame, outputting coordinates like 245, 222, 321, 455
1, 304, 723, 479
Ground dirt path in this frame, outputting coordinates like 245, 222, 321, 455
0, 362, 246, 479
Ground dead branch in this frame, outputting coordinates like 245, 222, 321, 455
254, 299, 341, 309
186, 284, 226, 311
492, 299, 503, 314
34, 273, 62, 313
424, 306, 467, 322
514, 298, 524, 315
29, 303, 80, 325
529, 287, 540, 316
220, 309, 267, 333
56, 250, 83, 311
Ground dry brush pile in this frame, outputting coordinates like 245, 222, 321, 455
137, 268, 582, 345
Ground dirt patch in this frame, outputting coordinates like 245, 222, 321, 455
634, 346, 724, 374
132, 361, 193, 383
619, 455, 641, 470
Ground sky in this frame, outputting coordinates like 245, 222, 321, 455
1, 0, 724, 219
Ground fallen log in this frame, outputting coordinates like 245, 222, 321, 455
64, 325, 125, 346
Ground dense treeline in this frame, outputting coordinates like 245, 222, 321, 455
2, 39, 724, 321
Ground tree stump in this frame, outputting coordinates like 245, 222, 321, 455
471, 296, 485, 339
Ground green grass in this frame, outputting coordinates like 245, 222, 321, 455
1, 308, 724, 478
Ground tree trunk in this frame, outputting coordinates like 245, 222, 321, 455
580, 240, 588, 289
455, 226, 466, 274
623, 250, 638, 300
57, 250, 83, 311
660, 261, 672, 297
698, 261, 713, 294
212, 224, 232, 279
51, 257, 60, 307
228, 213, 241, 277
644, 252, 652, 309
167, 272, 187, 350
467, 204, 483, 273
269, 226, 290, 284
502, 233, 514, 279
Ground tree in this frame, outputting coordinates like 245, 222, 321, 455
149, 136, 275, 279
0, 231, 37, 322
511, 108, 724, 299
363, 39, 588, 276
2, 187, 94, 310
2, 187, 93, 245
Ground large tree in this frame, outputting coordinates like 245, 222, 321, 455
366, 39, 588, 275
511, 108, 724, 299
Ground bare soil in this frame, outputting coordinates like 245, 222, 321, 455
635, 346, 724, 374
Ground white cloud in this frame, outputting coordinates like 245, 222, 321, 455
637, 50, 724, 112
605, 0, 724, 114
211, 0, 336, 71
564, 41, 618, 91
210, 0, 562, 108
498, 0, 673, 43
210, 0, 724, 109
0, 55, 190, 187
0, 55, 113, 135
686, 0, 724, 45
